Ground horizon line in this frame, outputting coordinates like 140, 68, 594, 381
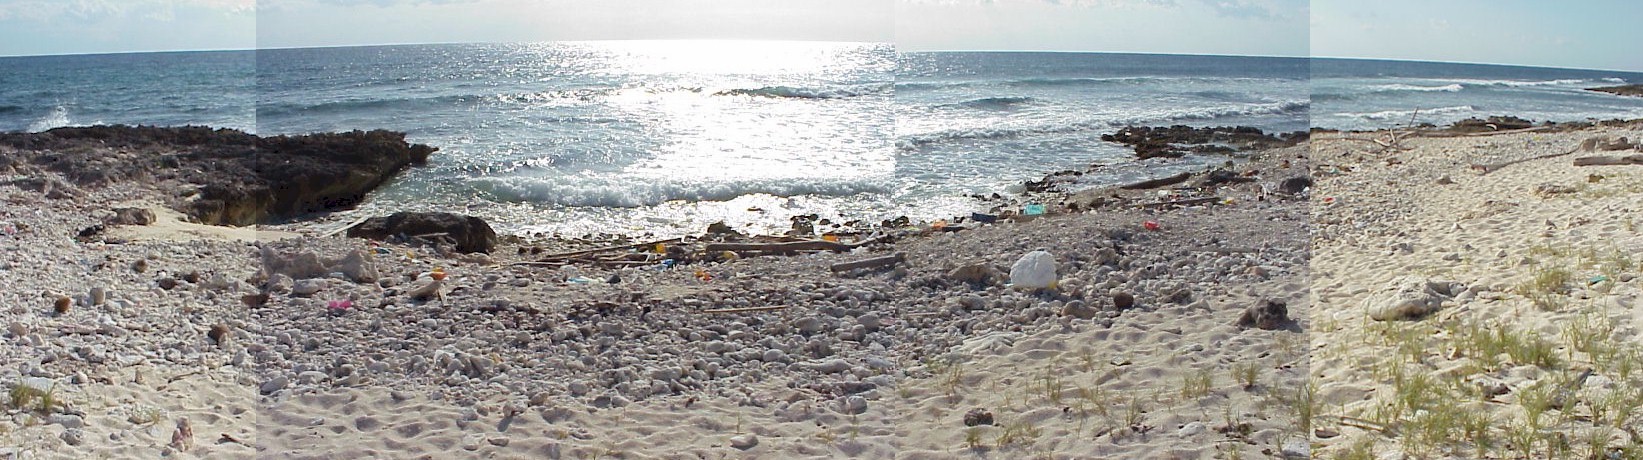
3, 42, 1640, 74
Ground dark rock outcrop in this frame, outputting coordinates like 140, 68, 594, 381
0, 125, 437, 226
1101, 125, 1308, 159
1588, 84, 1643, 98
346, 212, 498, 254
1446, 116, 1536, 133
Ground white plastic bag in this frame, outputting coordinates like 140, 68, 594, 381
1009, 250, 1058, 289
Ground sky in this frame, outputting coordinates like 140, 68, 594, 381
1313, 0, 1643, 72
258, 0, 891, 49
0, 0, 254, 56
0, 0, 1639, 73
895, 0, 1310, 57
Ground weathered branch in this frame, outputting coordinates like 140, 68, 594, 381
1118, 172, 1191, 190
829, 253, 905, 273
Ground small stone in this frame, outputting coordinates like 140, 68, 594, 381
1236, 299, 1290, 330
947, 263, 1001, 286
61, 428, 84, 446
89, 287, 106, 306
292, 279, 324, 296
1059, 300, 1098, 319
568, 381, 590, 396
131, 259, 147, 273
1177, 422, 1206, 437
260, 375, 289, 395
762, 349, 787, 363
487, 437, 510, 447
1280, 439, 1310, 459
208, 324, 230, 345
962, 408, 993, 426
53, 296, 70, 315
856, 313, 881, 331
158, 278, 178, 290
7, 321, 27, 338
1111, 292, 1135, 310
461, 433, 485, 451
840, 395, 868, 414
48, 414, 84, 429
792, 317, 823, 335
1436, 175, 1454, 185
729, 433, 758, 450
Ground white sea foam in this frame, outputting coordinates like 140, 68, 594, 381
1443, 78, 1588, 88
1373, 83, 1464, 93
1338, 105, 1475, 121
26, 105, 72, 133
472, 175, 892, 208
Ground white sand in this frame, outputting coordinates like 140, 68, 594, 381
1312, 124, 1643, 457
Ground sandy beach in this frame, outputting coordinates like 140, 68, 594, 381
0, 126, 1313, 458
1310, 121, 1643, 458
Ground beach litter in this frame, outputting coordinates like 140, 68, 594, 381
1008, 250, 1058, 290
1024, 204, 1047, 216
1143, 220, 1162, 231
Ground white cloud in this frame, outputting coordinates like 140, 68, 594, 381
0, 0, 253, 21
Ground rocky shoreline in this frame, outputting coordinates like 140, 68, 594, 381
0, 124, 1319, 458
1589, 83, 1643, 98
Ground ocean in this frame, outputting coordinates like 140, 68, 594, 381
1313, 58, 1643, 131
4, 44, 1642, 238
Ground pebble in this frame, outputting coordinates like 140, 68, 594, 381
840, 395, 868, 414
260, 375, 289, 395
89, 287, 107, 306
60, 428, 84, 446
292, 279, 324, 296
1177, 422, 1206, 437
48, 414, 84, 429
761, 349, 786, 363
729, 433, 759, 450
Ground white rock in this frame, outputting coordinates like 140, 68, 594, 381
292, 279, 324, 296
1177, 422, 1206, 437
729, 433, 758, 450
1364, 276, 1461, 321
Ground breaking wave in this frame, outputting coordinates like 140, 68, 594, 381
472, 175, 890, 208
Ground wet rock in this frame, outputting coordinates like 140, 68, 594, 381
347, 212, 498, 254
1236, 299, 1291, 330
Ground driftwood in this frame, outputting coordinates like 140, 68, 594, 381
536, 238, 681, 261
1415, 125, 1555, 138
1119, 172, 1191, 190
1574, 154, 1643, 166
1137, 197, 1219, 208
698, 305, 789, 314
706, 237, 880, 256
830, 253, 905, 273
1471, 143, 1585, 176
